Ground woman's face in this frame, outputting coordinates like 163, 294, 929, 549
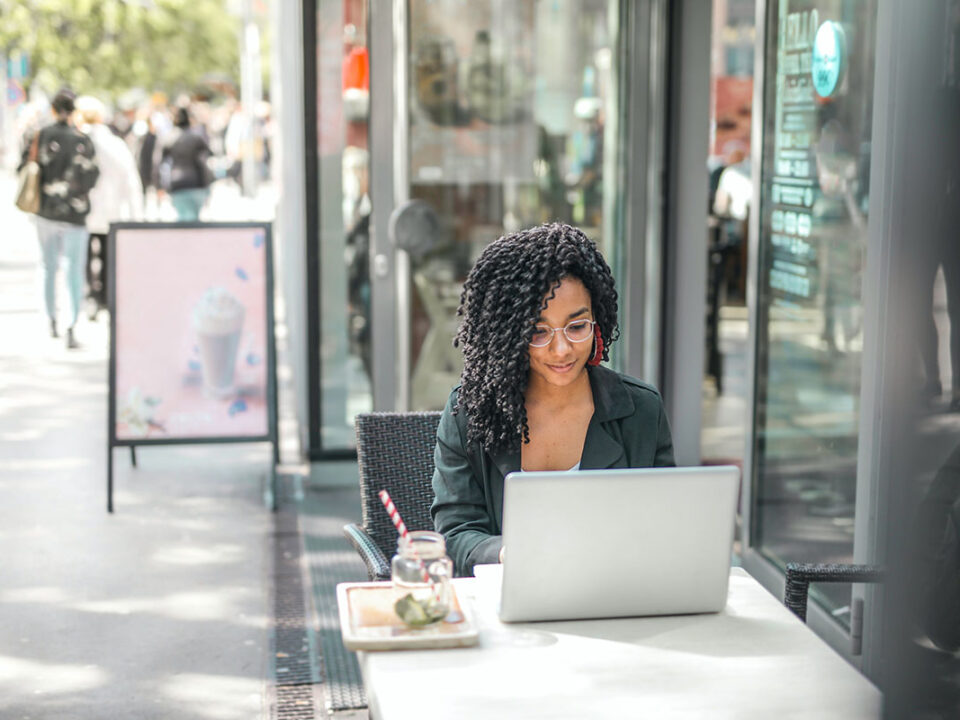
527, 276, 595, 390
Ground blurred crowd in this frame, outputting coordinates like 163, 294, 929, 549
13, 86, 273, 350
16, 88, 273, 215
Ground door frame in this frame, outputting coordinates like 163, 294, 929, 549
619, 0, 670, 388
367, 0, 408, 411
658, 0, 712, 465
302, 0, 357, 459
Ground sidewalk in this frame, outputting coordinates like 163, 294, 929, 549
0, 171, 275, 719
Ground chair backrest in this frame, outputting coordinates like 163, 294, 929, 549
355, 411, 443, 562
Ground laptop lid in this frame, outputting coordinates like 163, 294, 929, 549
498, 465, 740, 623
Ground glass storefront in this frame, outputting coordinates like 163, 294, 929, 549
292, 0, 960, 696
751, 0, 877, 620
314, 0, 631, 440
403, 0, 625, 410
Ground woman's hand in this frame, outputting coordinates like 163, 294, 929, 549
499, 546, 505, 563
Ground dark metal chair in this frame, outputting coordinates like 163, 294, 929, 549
343, 411, 443, 581
784, 562, 885, 622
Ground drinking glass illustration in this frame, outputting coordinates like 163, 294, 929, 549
192, 288, 245, 398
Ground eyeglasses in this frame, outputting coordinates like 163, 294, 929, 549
529, 319, 596, 347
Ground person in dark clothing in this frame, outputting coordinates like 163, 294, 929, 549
430, 224, 675, 575
19, 88, 100, 348
138, 116, 158, 198
346, 212, 372, 380
159, 107, 212, 221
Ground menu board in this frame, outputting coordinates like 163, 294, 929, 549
750, 0, 877, 616
109, 223, 276, 443
767, 7, 821, 309
755, 0, 878, 467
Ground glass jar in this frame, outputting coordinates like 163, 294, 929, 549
390, 531, 453, 626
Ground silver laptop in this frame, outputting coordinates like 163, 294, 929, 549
498, 466, 740, 623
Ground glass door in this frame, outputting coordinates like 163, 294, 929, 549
376, 0, 630, 411
745, 0, 879, 625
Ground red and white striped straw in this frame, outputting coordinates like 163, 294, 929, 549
378, 489, 432, 586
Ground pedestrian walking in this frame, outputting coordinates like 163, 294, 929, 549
76, 96, 144, 318
159, 106, 213, 221
136, 112, 159, 199
18, 88, 100, 348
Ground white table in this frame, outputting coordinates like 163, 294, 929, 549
357, 567, 882, 719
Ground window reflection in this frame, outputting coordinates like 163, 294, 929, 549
753, 0, 878, 620
406, 0, 620, 410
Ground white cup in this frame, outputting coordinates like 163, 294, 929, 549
193, 288, 246, 398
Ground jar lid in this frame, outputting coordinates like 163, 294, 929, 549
398, 530, 447, 560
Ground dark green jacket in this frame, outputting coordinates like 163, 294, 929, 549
431, 365, 675, 576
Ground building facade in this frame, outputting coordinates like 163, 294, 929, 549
274, 0, 960, 709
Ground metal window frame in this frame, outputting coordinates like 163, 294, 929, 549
303, 0, 365, 460
274, 0, 311, 460
620, 0, 670, 386
855, 0, 935, 686
659, 0, 712, 465
366, 0, 405, 411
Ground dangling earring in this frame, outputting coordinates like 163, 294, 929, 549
588, 325, 603, 366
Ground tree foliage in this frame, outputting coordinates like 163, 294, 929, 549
0, 0, 243, 101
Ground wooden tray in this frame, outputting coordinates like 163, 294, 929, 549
336, 581, 479, 651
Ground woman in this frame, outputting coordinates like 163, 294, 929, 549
160, 107, 213, 221
19, 88, 99, 348
431, 223, 675, 576
75, 96, 144, 317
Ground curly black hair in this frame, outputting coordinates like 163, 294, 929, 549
453, 222, 619, 453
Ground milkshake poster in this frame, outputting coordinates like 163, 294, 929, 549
112, 225, 272, 441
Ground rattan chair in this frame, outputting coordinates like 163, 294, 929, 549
784, 562, 885, 622
343, 411, 443, 581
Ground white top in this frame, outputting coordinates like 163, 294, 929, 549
83, 123, 143, 234
520, 461, 580, 472
357, 567, 882, 719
